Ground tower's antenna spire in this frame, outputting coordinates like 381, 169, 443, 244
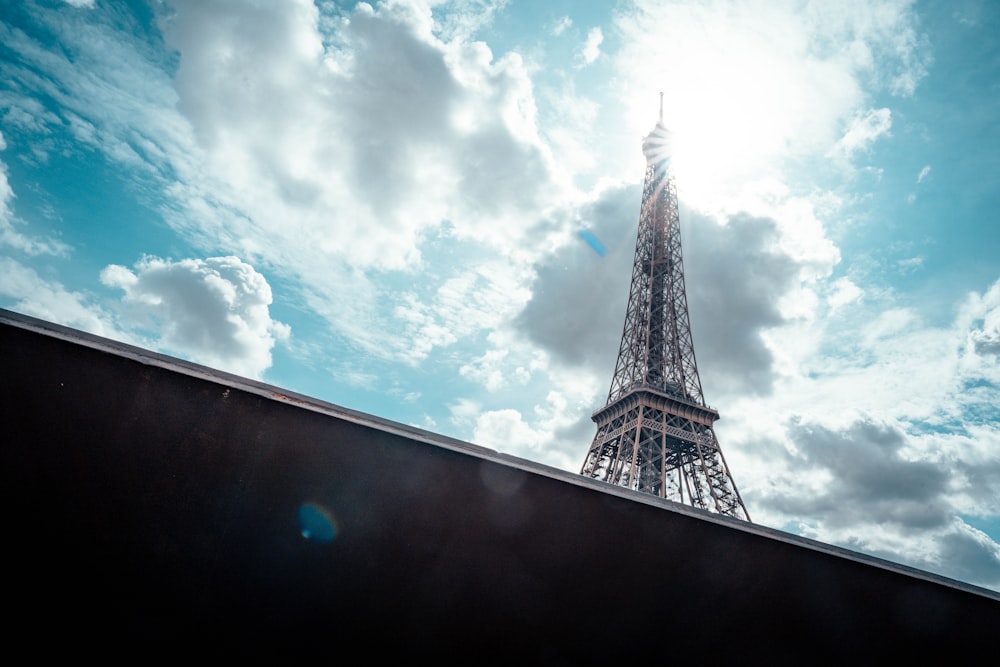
659, 91, 664, 122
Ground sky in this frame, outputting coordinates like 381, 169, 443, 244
2, 0, 999, 594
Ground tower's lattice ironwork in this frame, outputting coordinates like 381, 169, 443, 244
580, 96, 750, 521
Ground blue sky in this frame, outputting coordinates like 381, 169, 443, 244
2, 0, 999, 593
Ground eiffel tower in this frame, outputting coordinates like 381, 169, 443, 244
580, 95, 750, 521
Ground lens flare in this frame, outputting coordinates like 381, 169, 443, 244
298, 501, 338, 543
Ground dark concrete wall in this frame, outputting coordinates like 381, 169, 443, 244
2, 308, 998, 661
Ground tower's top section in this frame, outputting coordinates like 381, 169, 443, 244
641, 92, 671, 164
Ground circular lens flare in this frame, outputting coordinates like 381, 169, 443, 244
298, 502, 338, 543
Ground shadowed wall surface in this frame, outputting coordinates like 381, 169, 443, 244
2, 308, 998, 661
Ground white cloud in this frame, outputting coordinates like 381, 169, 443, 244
460, 329, 541, 391
551, 16, 572, 36
827, 276, 863, 311
959, 278, 1000, 365
2, 0, 576, 369
0, 155, 70, 257
473, 408, 547, 450
100, 255, 289, 379
394, 261, 533, 364
706, 268, 1000, 585
748, 416, 1000, 590
472, 385, 592, 469
0, 257, 117, 338
146, 0, 573, 367
160, 0, 561, 268
577, 27, 603, 66
833, 107, 893, 159
460, 347, 512, 391
917, 164, 932, 182
448, 397, 483, 427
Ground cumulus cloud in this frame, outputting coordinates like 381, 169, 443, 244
100, 256, 289, 379
517, 197, 807, 400
577, 27, 603, 66
749, 416, 1000, 589
148, 0, 567, 366
3, 0, 573, 367
471, 385, 594, 472
716, 271, 1000, 590
781, 418, 951, 527
160, 0, 559, 265
515, 185, 638, 373
685, 212, 807, 396
473, 408, 547, 451
931, 524, 1000, 589
965, 279, 1000, 357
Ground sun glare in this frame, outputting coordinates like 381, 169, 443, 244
618, 5, 815, 217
